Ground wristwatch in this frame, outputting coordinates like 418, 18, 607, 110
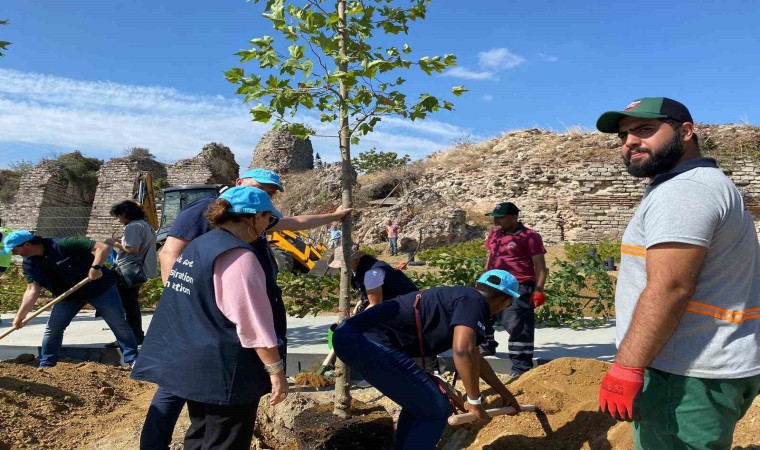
466, 395, 483, 405
91, 265, 102, 270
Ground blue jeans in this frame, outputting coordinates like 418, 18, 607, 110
141, 387, 186, 450
389, 237, 398, 255
40, 285, 139, 367
333, 322, 450, 450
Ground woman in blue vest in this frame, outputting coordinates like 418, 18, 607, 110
132, 186, 287, 450
333, 270, 522, 450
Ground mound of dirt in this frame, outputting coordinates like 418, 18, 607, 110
1, 356, 757, 449
0, 357, 150, 449
439, 357, 760, 450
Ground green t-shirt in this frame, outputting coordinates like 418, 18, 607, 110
0, 227, 12, 268
23, 238, 95, 283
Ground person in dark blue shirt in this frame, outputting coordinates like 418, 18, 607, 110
333, 269, 522, 450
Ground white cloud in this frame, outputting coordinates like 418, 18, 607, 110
478, 48, 525, 70
0, 69, 466, 169
442, 67, 495, 81
538, 53, 559, 62
442, 47, 525, 81
481, 94, 494, 102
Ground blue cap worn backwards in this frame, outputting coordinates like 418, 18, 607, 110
219, 186, 276, 215
240, 168, 284, 192
477, 269, 520, 298
1, 230, 35, 254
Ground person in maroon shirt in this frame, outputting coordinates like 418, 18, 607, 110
481, 202, 548, 377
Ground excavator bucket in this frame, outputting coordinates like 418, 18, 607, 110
307, 247, 335, 276
135, 173, 159, 230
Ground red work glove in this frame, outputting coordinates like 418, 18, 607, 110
529, 291, 545, 308
599, 362, 644, 421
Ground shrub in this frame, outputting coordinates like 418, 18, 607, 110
417, 239, 487, 262
278, 272, 359, 318
138, 277, 164, 309
538, 251, 616, 328
564, 241, 621, 263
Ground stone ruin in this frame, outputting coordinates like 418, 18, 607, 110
86, 157, 168, 240
167, 142, 239, 186
0, 143, 239, 239
0, 160, 97, 238
0, 126, 757, 247
251, 130, 314, 173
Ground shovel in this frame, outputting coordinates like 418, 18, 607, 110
0, 278, 91, 341
448, 404, 537, 425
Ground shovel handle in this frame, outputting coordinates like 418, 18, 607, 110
0, 278, 91, 341
448, 404, 537, 426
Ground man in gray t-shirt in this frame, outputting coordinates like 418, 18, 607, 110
595, 97, 759, 449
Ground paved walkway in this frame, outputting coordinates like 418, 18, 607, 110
0, 312, 617, 373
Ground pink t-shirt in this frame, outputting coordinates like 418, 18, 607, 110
386, 224, 400, 238
213, 247, 278, 349
485, 225, 546, 284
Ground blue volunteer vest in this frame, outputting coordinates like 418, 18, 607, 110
132, 229, 285, 405
23, 238, 116, 301
352, 255, 419, 301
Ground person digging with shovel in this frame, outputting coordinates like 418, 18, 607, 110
3, 230, 138, 368
332, 269, 522, 449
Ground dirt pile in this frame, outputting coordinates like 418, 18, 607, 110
0, 357, 149, 449
0, 356, 757, 449
439, 357, 760, 450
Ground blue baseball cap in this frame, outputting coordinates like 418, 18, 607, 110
476, 269, 520, 298
1, 230, 35, 254
240, 168, 284, 192
219, 186, 276, 215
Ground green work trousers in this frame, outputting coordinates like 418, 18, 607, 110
634, 368, 760, 450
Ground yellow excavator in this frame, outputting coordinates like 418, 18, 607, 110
146, 181, 326, 274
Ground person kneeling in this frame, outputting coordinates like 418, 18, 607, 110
332, 269, 522, 450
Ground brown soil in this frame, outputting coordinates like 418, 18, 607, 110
292, 401, 393, 449
440, 358, 760, 450
294, 372, 333, 389
1, 356, 757, 449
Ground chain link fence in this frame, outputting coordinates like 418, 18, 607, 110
36, 206, 92, 238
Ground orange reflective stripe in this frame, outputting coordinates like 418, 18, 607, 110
621, 244, 646, 258
686, 301, 760, 323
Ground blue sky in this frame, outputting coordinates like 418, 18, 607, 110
1, 0, 759, 171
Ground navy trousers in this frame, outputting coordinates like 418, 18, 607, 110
482, 282, 535, 375
333, 322, 451, 450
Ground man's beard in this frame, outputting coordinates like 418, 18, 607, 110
624, 131, 684, 178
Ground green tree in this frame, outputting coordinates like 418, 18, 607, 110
0, 19, 10, 57
123, 146, 156, 160
352, 148, 411, 173
227, 0, 465, 417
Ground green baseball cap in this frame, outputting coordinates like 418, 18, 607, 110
485, 202, 520, 217
596, 97, 693, 133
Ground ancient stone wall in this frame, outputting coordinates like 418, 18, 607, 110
86, 158, 168, 240
167, 142, 239, 187
1, 161, 95, 237
421, 127, 760, 244
251, 130, 314, 173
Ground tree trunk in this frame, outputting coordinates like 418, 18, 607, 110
333, 0, 353, 419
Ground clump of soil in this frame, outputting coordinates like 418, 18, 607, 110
0, 357, 149, 449
294, 372, 333, 389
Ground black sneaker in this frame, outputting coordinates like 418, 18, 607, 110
479, 346, 496, 357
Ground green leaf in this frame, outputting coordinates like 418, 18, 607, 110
451, 85, 468, 96
249, 104, 273, 123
